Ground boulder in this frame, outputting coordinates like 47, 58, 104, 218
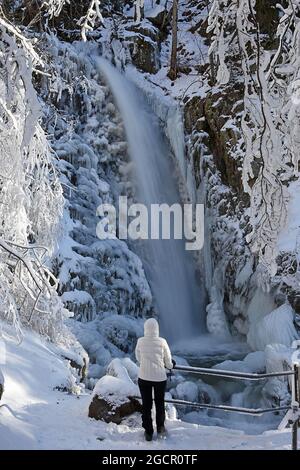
124, 21, 161, 74
88, 358, 141, 423
126, 21, 161, 43
89, 394, 142, 424
126, 34, 160, 74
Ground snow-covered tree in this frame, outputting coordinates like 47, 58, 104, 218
0, 16, 68, 341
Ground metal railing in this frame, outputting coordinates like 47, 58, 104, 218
134, 357, 300, 450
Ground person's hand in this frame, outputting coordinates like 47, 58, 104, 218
172, 359, 176, 368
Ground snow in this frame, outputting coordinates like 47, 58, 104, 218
277, 178, 300, 252
2, 0, 300, 452
92, 375, 138, 406
172, 334, 250, 366
145, 5, 165, 19
91, 357, 139, 407
247, 304, 298, 351
175, 381, 198, 403
214, 351, 266, 375
206, 286, 231, 339
0, 322, 297, 450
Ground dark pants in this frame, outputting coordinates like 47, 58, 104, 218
138, 378, 167, 435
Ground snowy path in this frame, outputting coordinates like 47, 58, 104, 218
0, 326, 295, 450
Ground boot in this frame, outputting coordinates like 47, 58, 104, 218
144, 431, 153, 442
157, 425, 167, 436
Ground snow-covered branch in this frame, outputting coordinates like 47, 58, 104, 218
45, 0, 70, 18
0, 16, 44, 68
78, 0, 104, 42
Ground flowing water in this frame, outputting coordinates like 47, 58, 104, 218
97, 59, 205, 343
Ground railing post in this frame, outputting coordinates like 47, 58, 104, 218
291, 341, 300, 451
292, 364, 299, 450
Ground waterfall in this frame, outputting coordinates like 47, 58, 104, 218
96, 59, 205, 343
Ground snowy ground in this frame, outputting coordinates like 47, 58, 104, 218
0, 324, 296, 450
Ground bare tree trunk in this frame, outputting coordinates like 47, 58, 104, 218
167, 0, 178, 80
134, 0, 145, 22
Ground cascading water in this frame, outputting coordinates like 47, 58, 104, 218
97, 59, 205, 343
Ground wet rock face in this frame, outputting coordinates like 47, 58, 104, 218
183, 83, 254, 336
125, 23, 161, 74
146, 6, 170, 31
127, 35, 160, 74
184, 87, 245, 194
88, 395, 142, 423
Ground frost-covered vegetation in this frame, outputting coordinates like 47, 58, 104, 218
0, 16, 68, 342
1, 0, 300, 448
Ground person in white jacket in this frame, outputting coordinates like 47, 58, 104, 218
135, 318, 175, 441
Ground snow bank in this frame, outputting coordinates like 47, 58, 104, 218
247, 304, 298, 351
67, 316, 143, 382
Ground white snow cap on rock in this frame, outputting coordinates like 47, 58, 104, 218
92, 358, 138, 407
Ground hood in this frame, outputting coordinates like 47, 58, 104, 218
144, 318, 159, 338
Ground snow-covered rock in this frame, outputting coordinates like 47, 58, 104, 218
88, 358, 141, 423
175, 381, 198, 403
107, 357, 139, 383
265, 343, 291, 374
87, 364, 104, 380
247, 304, 298, 351
145, 5, 170, 29
213, 351, 266, 375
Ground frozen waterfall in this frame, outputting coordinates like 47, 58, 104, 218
96, 59, 205, 343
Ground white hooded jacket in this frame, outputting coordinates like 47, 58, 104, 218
135, 318, 173, 382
